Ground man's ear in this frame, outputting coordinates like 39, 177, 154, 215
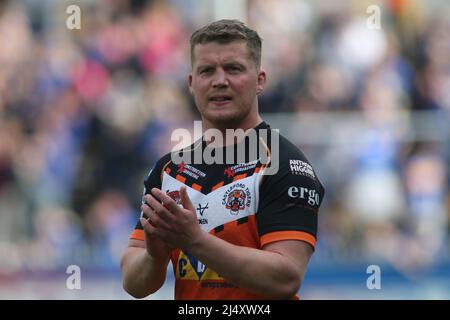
188, 74, 193, 95
256, 69, 266, 95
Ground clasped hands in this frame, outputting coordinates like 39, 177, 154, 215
140, 187, 203, 252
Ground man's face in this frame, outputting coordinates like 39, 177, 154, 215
188, 41, 266, 128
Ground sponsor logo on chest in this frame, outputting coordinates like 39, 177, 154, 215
196, 203, 209, 224
177, 162, 207, 180
223, 160, 259, 178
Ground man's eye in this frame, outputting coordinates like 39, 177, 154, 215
200, 69, 213, 74
228, 66, 242, 73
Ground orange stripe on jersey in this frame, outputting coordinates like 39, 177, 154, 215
162, 160, 172, 177
176, 175, 186, 183
162, 160, 171, 171
212, 181, 224, 191
233, 173, 247, 181
210, 214, 260, 247
129, 229, 144, 241
254, 164, 267, 174
260, 231, 316, 249
191, 183, 202, 192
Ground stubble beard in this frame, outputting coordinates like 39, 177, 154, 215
201, 104, 253, 131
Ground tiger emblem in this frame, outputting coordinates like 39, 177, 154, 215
225, 189, 246, 215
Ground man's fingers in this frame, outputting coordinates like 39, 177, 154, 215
149, 188, 180, 214
144, 194, 170, 215
180, 186, 195, 211
141, 204, 172, 230
140, 217, 157, 235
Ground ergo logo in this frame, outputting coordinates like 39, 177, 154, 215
288, 186, 320, 206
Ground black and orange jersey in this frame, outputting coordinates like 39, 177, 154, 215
129, 121, 325, 300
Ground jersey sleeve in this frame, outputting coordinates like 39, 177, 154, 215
257, 154, 324, 250
129, 158, 168, 241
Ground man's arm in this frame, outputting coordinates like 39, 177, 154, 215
120, 238, 170, 299
189, 235, 313, 299
142, 187, 313, 299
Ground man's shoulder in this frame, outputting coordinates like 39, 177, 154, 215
264, 130, 324, 193
271, 131, 313, 166
151, 152, 173, 170
259, 122, 308, 160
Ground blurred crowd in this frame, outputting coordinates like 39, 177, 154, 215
0, 0, 449, 276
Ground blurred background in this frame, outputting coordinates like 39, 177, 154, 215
0, 0, 449, 299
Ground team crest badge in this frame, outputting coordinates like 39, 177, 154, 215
222, 183, 251, 215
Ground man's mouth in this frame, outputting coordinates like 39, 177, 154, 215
209, 96, 232, 105
209, 96, 231, 102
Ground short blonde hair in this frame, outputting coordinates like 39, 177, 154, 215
190, 19, 262, 69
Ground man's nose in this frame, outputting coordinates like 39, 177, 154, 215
212, 69, 229, 88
